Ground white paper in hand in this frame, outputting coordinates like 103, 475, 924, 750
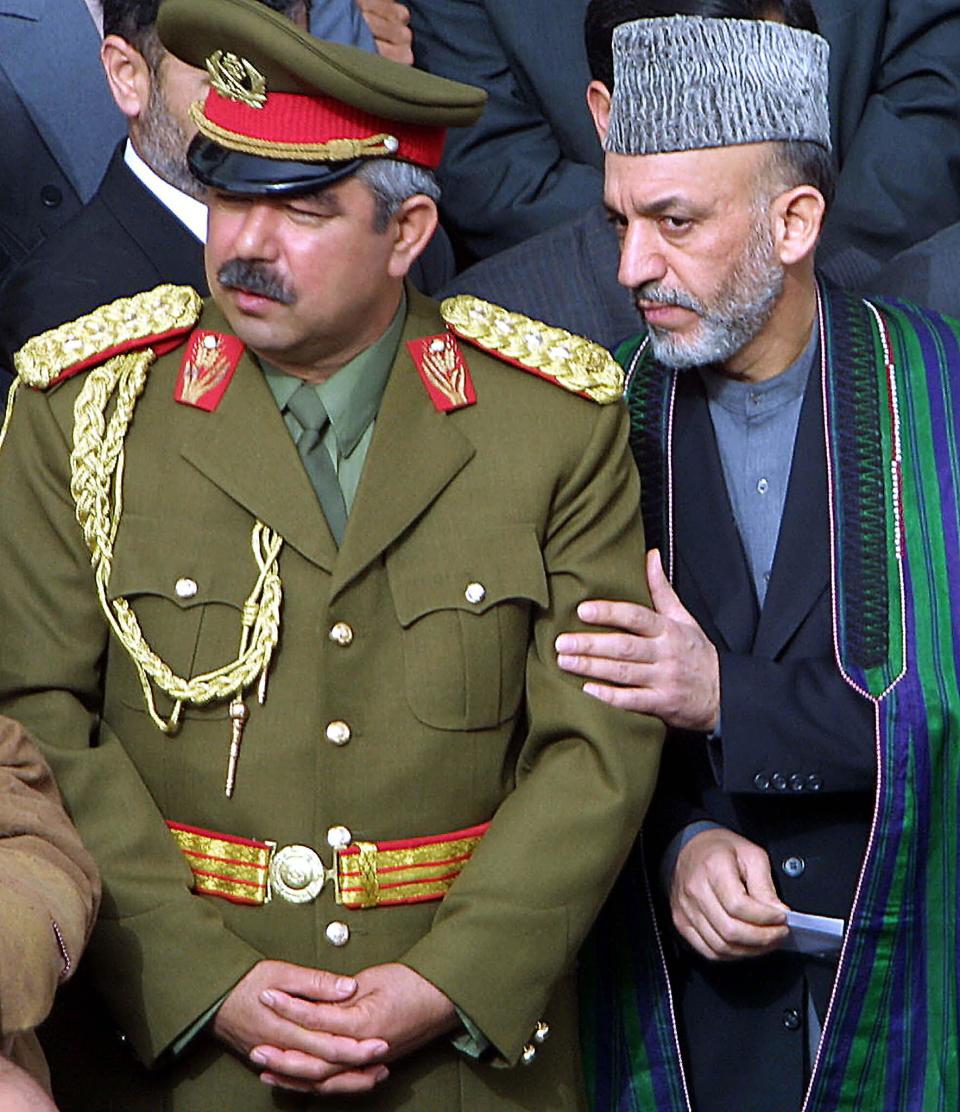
781, 910, 845, 956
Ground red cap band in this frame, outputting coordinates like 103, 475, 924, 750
202, 88, 447, 168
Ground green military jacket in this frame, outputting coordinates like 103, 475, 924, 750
0, 285, 662, 1110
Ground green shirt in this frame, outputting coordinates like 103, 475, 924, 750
264, 295, 406, 512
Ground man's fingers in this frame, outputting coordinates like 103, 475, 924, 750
573, 598, 663, 635
265, 965, 357, 1002
261, 1061, 390, 1094
739, 848, 790, 912
259, 991, 388, 1059
709, 866, 788, 928
559, 656, 656, 688
253, 1044, 388, 1082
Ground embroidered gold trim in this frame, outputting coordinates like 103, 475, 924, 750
337, 832, 484, 907
440, 295, 624, 404
355, 841, 380, 908
13, 285, 203, 388
57, 288, 285, 733
190, 103, 397, 161
169, 828, 272, 869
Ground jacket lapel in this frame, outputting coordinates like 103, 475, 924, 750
752, 337, 830, 658
179, 304, 337, 572
100, 147, 209, 292
329, 289, 474, 600
670, 372, 759, 653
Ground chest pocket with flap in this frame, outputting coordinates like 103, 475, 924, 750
387, 525, 548, 731
105, 513, 255, 719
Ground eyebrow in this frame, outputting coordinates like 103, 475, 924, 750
293, 189, 343, 215
605, 195, 708, 220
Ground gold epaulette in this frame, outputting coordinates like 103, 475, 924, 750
440, 295, 624, 404
14, 284, 204, 389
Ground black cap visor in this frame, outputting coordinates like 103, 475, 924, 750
189, 135, 364, 197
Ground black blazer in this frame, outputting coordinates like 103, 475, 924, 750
0, 0, 124, 284
642, 360, 875, 1112
0, 144, 209, 378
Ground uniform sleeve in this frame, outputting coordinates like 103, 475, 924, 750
0, 716, 99, 1036
0, 387, 262, 1066
401, 400, 664, 1063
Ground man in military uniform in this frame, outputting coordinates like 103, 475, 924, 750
0, 0, 662, 1107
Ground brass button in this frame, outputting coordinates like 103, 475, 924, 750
533, 1020, 550, 1044
175, 577, 198, 599
325, 920, 350, 947
326, 720, 351, 746
383, 135, 399, 153
326, 825, 352, 849
270, 845, 326, 903
329, 622, 354, 646
464, 582, 486, 605
520, 1043, 537, 1066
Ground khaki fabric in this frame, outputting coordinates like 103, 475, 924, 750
0, 717, 100, 1091
0, 287, 662, 1110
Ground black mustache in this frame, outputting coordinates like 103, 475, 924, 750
217, 259, 296, 305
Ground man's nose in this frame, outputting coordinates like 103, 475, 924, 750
618, 223, 668, 290
231, 203, 280, 258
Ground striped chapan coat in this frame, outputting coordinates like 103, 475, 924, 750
583, 282, 960, 1112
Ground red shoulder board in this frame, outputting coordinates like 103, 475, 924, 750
174, 330, 245, 412
14, 285, 204, 391
407, 332, 476, 413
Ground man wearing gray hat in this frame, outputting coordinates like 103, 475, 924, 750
557, 10, 960, 1112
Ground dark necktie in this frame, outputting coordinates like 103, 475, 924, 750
286, 382, 348, 545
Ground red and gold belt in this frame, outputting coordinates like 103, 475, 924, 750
166, 819, 489, 908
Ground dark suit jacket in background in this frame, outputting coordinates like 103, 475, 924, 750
813, 0, 960, 279
867, 221, 960, 319
443, 0, 960, 329
0, 0, 124, 283
0, 144, 208, 384
408, 0, 602, 264
440, 204, 640, 351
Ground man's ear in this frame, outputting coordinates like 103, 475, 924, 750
386, 195, 439, 279
772, 185, 826, 266
101, 35, 152, 121
587, 80, 613, 143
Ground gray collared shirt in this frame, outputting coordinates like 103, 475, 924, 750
699, 323, 818, 606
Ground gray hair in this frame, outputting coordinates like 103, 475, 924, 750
356, 159, 441, 233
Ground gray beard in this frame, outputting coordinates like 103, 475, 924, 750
137, 85, 206, 202
641, 219, 785, 370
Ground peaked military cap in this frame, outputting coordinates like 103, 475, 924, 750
157, 0, 486, 195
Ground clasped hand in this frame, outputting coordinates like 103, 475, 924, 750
555, 549, 720, 732
213, 960, 457, 1095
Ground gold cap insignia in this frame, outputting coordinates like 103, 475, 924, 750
206, 50, 267, 109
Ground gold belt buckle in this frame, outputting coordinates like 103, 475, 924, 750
268, 844, 328, 904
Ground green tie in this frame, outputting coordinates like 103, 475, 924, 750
286, 383, 348, 545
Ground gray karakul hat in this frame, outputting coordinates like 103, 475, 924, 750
605, 16, 831, 156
